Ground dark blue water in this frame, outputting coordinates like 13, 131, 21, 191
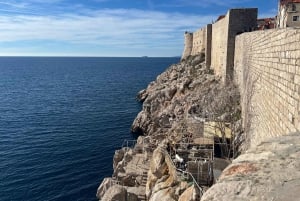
0, 57, 179, 201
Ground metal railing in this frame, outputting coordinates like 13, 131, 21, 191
158, 147, 205, 197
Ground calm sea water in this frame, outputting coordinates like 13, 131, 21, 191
0, 57, 179, 201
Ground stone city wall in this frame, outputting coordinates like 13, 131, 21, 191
182, 32, 193, 59
191, 27, 207, 56
234, 28, 300, 146
205, 24, 212, 68
211, 8, 257, 82
211, 14, 229, 78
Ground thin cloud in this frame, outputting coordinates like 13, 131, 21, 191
0, 9, 212, 49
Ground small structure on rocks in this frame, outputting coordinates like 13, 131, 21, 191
169, 134, 215, 187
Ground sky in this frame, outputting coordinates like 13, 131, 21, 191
0, 0, 279, 57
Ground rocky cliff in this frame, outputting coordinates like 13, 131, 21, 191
97, 54, 300, 201
131, 54, 241, 145
97, 55, 243, 201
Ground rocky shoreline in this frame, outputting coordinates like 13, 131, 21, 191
96, 55, 243, 201
96, 54, 300, 201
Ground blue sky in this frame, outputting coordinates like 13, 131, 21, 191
0, 0, 278, 57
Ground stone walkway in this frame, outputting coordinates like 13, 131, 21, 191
124, 152, 150, 201
201, 133, 300, 201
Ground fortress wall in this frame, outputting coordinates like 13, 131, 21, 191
226, 9, 257, 80
234, 28, 300, 146
191, 27, 206, 56
211, 9, 257, 82
205, 24, 212, 68
182, 32, 193, 59
211, 15, 229, 77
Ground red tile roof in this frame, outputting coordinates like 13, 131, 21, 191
216, 15, 225, 22
280, 0, 300, 4
257, 18, 275, 30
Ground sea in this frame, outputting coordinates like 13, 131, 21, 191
0, 57, 180, 201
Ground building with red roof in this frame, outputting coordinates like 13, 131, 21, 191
257, 18, 276, 30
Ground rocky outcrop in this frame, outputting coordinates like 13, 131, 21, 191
96, 177, 114, 199
97, 137, 151, 200
132, 55, 241, 145
146, 145, 202, 201
100, 185, 127, 201
146, 146, 178, 200
201, 133, 300, 201
97, 55, 242, 201
97, 48, 300, 201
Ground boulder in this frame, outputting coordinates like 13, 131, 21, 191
178, 185, 199, 201
149, 148, 168, 178
146, 147, 179, 199
149, 187, 176, 201
100, 185, 127, 201
113, 148, 125, 170
113, 149, 135, 180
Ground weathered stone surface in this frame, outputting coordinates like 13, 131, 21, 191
137, 89, 147, 102
127, 186, 145, 201
131, 56, 241, 146
201, 133, 300, 201
96, 177, 114, 200
178, 185, 199, 201
122, 174, 137, 187
126, 191, 139, 201
113, 148, 125, 170
146, 147, 181, 200
100, 185, 127, 201
149, 187, 176, 201
149, 148, 168, 178
234, 29, 300, 147
113, 148, 133, 178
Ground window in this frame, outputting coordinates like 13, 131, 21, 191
293, 16, 300, 21
288, 4, 297, 12
292, 4, 297, 12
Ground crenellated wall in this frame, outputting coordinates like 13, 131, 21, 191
234, 28, 300, 146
